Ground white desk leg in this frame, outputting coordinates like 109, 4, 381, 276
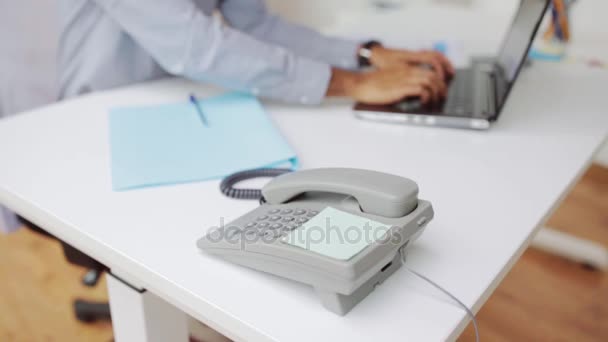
532, 227, 608, 271
107, 273, 189, 342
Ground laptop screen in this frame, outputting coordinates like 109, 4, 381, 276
497, 0, 550, 83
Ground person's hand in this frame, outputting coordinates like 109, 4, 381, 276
369, 46, 455, 80
327, 67, 447, 105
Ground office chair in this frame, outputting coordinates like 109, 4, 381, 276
18, 216, 112, 323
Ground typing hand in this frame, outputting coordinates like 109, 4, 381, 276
369, 46, 455, 81
327, 67, 446, 105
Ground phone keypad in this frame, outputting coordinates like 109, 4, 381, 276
231, 208, 321, 242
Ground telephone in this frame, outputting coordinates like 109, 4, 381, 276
197, 168, 434, 315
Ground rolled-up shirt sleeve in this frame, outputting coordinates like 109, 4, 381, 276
93, 0, 331, 105
220, 0, 361, 70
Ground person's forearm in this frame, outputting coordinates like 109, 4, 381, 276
220, 0, 360, 69
92, 0, 332, 105
326, 68, 361, 97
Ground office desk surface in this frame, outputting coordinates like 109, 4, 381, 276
1, 61, 606, 341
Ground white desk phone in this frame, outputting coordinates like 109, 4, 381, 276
197, 168, 434, 315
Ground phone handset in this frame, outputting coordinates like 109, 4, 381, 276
262, 168, 419, 218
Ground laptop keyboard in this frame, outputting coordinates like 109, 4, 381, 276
443, 69, 475, 116
392, 69, 476, 116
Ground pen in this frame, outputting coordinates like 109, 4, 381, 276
551, 3, 563, 41
189, 93, 209, 127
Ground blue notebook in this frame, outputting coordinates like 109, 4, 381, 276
108, 93, 298, 190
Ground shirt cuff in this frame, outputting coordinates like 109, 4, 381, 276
323, 38, 361, 70
257, 56, 331, 106
286, 57, 332, 105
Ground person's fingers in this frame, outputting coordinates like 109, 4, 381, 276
405, 76, 438, 103
427, 58, 446, 81
410, 52, 446, 80
417, 86, 431, 104
407, 60, 444, 81
422, 75, 440, 103
416, 85, 432, 104
407, 69, 446, 99
436, 52, 455, 76
398, 84, 430, 104
427, 51, 454, 77
359, 67, 445, 104
420, 67, 446, 97
426, 67, 447, 97
424, 51, 455, 80
410, 67, 440, 81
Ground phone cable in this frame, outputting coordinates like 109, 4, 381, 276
220, 168, 292, 201
400, 249, 480, 342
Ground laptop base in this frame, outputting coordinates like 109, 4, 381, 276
354, 110, 492, 130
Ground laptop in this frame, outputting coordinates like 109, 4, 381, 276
353, 0, 550, 130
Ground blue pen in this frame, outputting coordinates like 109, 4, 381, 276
551, 4, 563, 41
189, 94, 209, 127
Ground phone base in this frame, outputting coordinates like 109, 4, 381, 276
315, 252, 402, 315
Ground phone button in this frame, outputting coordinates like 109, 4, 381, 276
245, 222, 257, 228
268, 209, 280, 214
226, 228, 242, 240
294, 209, 307, 215
244, 229, 258, 239
258, 222, 269, 228
269, 216, 281, 221
282, 217, 295, 222
270, 223, 283, 229
284, 224, 297, 231
264, 230, 282, 239
281, 209, 293, 214
307, 211, 319, 217
256, 215, 268, 221
297, 217, 309, 223
207, 229, 222, 241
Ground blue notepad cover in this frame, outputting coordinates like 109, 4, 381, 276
108, 93, 298, 190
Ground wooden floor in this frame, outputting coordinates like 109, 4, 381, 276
1, 165, 607, 342
459, 164, 608, 342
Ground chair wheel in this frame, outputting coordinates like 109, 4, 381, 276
74, 299, 111, 323
82, 269, 102, 287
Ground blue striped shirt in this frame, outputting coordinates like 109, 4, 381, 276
58, 0, 361, 104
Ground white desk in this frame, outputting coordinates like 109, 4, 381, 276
1, 3, 607, 342
1, 63, 607, 342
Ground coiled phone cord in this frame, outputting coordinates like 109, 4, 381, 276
400, 250, 480, 342
220, 168, 292, 201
